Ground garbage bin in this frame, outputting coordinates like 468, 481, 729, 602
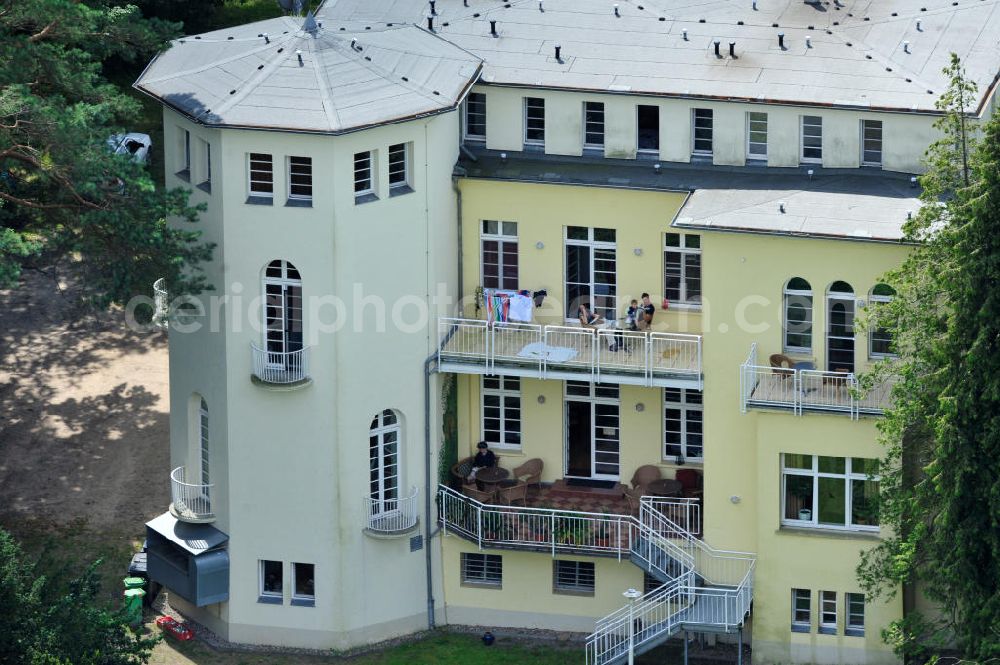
123, 578, 146, 627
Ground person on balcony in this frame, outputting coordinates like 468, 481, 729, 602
578, 303, 605, 328
637, 293, 655, 331
625, 299, 640, 331
467, 441, 497, 482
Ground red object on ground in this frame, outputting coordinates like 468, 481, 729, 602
155, 615, 194, 641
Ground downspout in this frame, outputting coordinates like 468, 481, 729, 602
423, 353, 438, 630
452, 179, 463, 310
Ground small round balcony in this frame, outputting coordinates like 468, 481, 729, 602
364, 487, 420, 538
169, 466, 215, 523
250, 342, 312, 390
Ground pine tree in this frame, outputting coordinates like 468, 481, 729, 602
857, 54, 1000, 661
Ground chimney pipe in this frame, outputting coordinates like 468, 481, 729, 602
539, 0, 544, 11
614, 4, 620, 17
427, 16, 434, 31
429, 0, 436, 15
729, 41, 736, 57
490, 20, 497, 36
296, 49, 303, 65
682, 28, 688, 40
805, 34, 812, 48
778, 32, 785, 48
262, 32, 270, 43
903, 40, 910, 53
714, 40, 720, 57
555, 45, 562, 61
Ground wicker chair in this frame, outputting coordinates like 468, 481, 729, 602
623, 486, 644, 516
769, 353, 795, 379
675, 468, 704, 499
497, 482, 528, 506
630, 465, 662, 495
461, 484, 496, 504
513, 458, 543, 495
450, 456, 475, 487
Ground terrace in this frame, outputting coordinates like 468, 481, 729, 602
438, 318, 702, 389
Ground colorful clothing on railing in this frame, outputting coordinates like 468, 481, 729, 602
483, 289, 510, 323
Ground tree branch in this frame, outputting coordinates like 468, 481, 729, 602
28, 20, 58, 43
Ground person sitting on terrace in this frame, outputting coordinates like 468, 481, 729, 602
625, 299, 640, 331
467, 441, 497, 481
578, 303, 605, 328
637, 293, 655, 331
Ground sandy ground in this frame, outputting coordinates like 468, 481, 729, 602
0, 270, 169, 536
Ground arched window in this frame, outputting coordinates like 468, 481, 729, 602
369, 410, 400, 508
783, 277, 813, 353
199, 397, 210, 485
869, 284, 896, 358
262, 260, 303, 367
826, 281, 855, 373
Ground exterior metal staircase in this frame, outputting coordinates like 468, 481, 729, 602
436, 485, 755, 665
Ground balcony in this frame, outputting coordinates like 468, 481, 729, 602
250, 342, 311, 387
169, 466, 215, 523
739, 343, 893, 418
437, 318, 702, 388
364, 487, 419, 536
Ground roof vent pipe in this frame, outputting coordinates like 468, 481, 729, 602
752, 0, 757, 9
554, 44, 562, 61
714, 40, 720, 56
427, 16, 434, 31
778, 32, 785, 48
779, 201, 786, 213
490, 19, 498, 36
263, 32, 270, 43
296, 49, 303, 64
903, 40, 910, 53
682, 28, 688, 40
614, 4, 620, 16
805, 34, 812, 48
463, 0, 468, 5
729, 41, 736, 57
916, 19, 922, 30
429, 0, 437, 15
350, 38, 357, 49
539, 0, 544, 11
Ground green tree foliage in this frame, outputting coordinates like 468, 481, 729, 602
0, 528, 158, 665
0, 0, 212, 306
857, 54, 1000, 661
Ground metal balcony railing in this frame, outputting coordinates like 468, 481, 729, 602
169, 466, 214, 522
365, 487, 419, 534
437, 317, 702, 388
250, 342, 310, 384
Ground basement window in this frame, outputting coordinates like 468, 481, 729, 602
461, 553, 502, 588
258, 560, 283, 604
291, 562, 315, 607
553, 560, 595, 596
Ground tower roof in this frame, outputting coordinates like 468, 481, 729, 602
135, 15, 483, 133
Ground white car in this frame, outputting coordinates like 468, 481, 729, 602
107, 133, 152, 165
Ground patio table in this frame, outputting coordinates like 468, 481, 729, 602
476, 466, 511, 492
647, 478, 683, 498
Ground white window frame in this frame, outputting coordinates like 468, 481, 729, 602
868, 285, 896, 359
583, 101, 605, 149
369, 409, 401, 509
197, 138, 211, 188
482, 376, 521, 449
781, 455, 880, 532
553, 560, 595, 595
259, 560, 283, 601
783, 277, 813, 354
663, 232, 702, 307
353, 150, 375, 199
178, 128, 191, 176
846, 593, 865, 636
248, 152, 274, 198
388, 142, 410, 192
564, 227, 617, 322
524, 97, 545, 147
461, 553, 503, 588
663, 388, 703, 462
861, 119, 883, 167
262, 260, 303, 367
480, 220, 518, 290
791, 588, 811, 632
692, 108, 713, 156
747, 111, 768, 160
827, 282, 856, 373
464, 92, 486, 142
820, 590, 838, 634
199, 397, 210, 486
801, 115, 822, 164
291, 562, 315, 606
287, 156, 313, 202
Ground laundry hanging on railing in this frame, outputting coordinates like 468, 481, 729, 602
508, 292, 533, 322
484, 289, 534, 324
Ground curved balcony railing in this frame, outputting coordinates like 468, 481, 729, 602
365, 487, 419, 534
152, 278, 168, 329
169, 466, 214, 523
250, 342, 310, 384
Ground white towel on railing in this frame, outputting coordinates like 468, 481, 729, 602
517, 342, 578, 362
508, 294, 533, 322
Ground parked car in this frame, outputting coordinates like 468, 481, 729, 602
106, 133, 152, 165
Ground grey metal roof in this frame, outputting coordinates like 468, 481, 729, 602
146, 512, 229, 555
319, 0, 1000, 114
457, 148, 919, 242
135, 14, 482, 133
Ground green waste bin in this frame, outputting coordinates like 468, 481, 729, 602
123, 586, 146, 626
124, 577, 145, 590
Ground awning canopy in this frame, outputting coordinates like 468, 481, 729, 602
146, 512, 228, 555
